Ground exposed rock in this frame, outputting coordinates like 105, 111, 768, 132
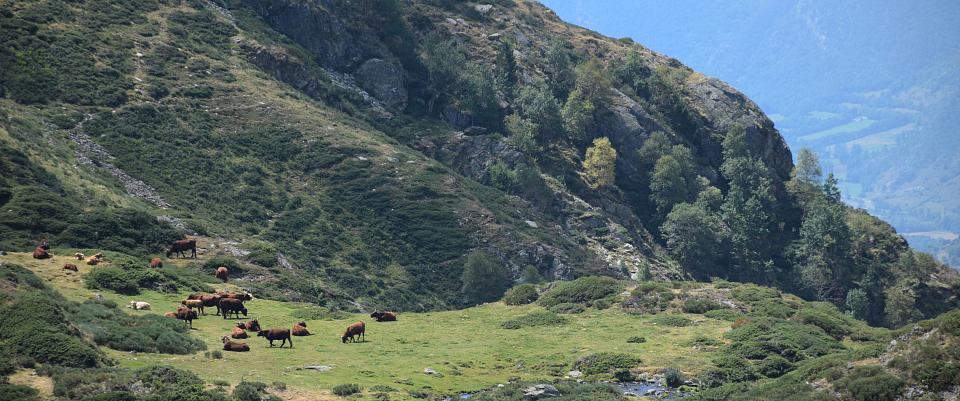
303, 365, 332, 372
463, 126, 488, 136
423, 367, 437, 375
523, 384, 561, 399
525, 220, 539, 228
354, 58, 407, 109
567, 370, 582, 379
475, 4, 493, 14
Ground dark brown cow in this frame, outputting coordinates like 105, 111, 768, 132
176, 306, 198, 328
370, 310, 397, 322
163, 311, 177, 318
219, 298, 247, 319
231, 323, 248, 339
341, 321, 365, 343
38, 240, 49, 250
292, 321, 311, 336
257, 328, 293, 348
32, 247, 51, 259
63, 263, 79, 272
166, 239, 197, 258
221, 336, 250, 352
243, 319, 261, 332
149, 257, 163, 268
215, 266, 229, 282
222, 292, 252, 301
201, 294, 222, 315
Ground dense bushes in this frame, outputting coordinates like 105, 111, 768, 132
548, 302, 586, 314
331, 383, 362, 396
501, 310, 567, 329
833, 366, 904, 401
651, 314, 692, 327
71, 300, 206, 354
573, 352, 642, 376
682, 297, 727, 314
623, 281, 675, 313
537, 276, 621, 307
85, 266, 211, 295
0, 289, 102, 368
502, 284, 539, 305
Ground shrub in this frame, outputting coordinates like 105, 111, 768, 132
573, 352, 642, 376
233, 381, 268, 401
705, 309, 743, 321
538, 276, 621, 307
0, 291, 101, 368
210, 350, 223, 359
834, 366, 904, 401
548, 302, 586, 314
651, 314, 692, 327
731, 285, 780, 304
461, 251, 512, 305
71, 301, 205, 354
272, 381, 287, 391
502, 284, 539, 305
795, 306, 852, 339
626, 336, 646, 344
0, 383, 40, 401
332, 383, 361, 396
686, 335, 722, 348
757, 355, 793, 378
682, 298, 726, 314
369, 385, 396, 392
711, 355, 759, 383
664, 368, 683, 387
501, 310, 568, 329
625, 281, 675, 312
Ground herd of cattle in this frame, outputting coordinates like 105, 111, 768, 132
31, 239, 400, 353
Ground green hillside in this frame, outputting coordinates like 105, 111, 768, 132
1, 0, 959, 399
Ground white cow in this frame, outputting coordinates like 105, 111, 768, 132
128, 301, 151, 310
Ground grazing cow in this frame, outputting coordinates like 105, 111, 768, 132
219, 298, 247, 319
176, 306, 198, 328
221, 336, 250, 352
215, 266, 229, 282
341, 321, 365, 343
63, 263, 79, 272
292, 321, 311, 336
231, 323, 248, 339
196, 294, 222, 315
74, 252, 85, 260
149, 258, 162, 268
163, 311, 177, 318
32, 247, 51, 260
257, 328, 293, 348
243, 319, 261, 332
181, 299, 204, 315
127, 301, 151, 310
370, 310, 397, 322
166, 239, 197, 258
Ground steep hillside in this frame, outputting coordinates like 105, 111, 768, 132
0, 0, 957, 325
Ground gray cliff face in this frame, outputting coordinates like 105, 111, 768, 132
354, 58, 407, 110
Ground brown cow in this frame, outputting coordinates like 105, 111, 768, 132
341, 321, 365, 343
370, 310, 397, 322
219, 298, 247, 319
32, 247, 51, 260
243, 319, 261, 332
181, 299, 205, 315
221, 336, 250, 352
166, 239, 197, 258
149, 258, 162, 268
221, 292, 252, 301
63, 263, 79, 272
257, 328, 293, 348
215, 266, 229, 282
231, 323, 248, 339
292, 321, 311, 336
201, 294, 223, 315
163, 311, 177, 318
176, 306, 198, 328
85, 255, 101, 265
38, 240, 49, 250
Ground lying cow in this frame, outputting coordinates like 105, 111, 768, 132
292, 321, 311, 336
32, 247, 51, 260
127, 301, 151, 310
242, 319, 261, 332
221, 336, 249, 352
63, 263, 79, 272
370, 310, 397, 322
74, 252, 85, 260
231, 323, 248, 339
257, 328, 293, 348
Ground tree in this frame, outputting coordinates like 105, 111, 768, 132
721, 124, 750, 160
845, 288, 870, 321
788, 147, 824, 207
795, 197, 852, 302
883, 284, 921, 328
583, 137, 617, 189
544, 40, 575, 99
460, 62, 500, 128
823, 173, 842, 204
637, 131, 671, 167
488, 161, 518, 192
520, 265, 543, 284
573, 58, 611, 107
661, 203, 725, 278
494, 40, 517, 96
461, 251, 512, 305
504, 113, 538, 155
515, 84, 562, 137
720, 153, 777, 277
561, 89, 595, 140
650, 153, 695, 219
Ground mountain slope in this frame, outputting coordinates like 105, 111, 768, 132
0, 0, 956, 325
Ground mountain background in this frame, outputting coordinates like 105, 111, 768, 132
542, 0, 960, 267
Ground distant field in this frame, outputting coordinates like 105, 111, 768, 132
799, 117, 877, 141
7, 252, 728, 400
846, 123, 916, 151
902, 231, 959, 241
807, 110, 841, 120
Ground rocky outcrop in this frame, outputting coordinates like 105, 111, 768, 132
354, 58, 407, 109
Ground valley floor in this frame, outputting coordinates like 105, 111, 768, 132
5, 252, 728, 399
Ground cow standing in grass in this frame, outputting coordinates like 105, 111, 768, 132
149, 257, 162, 268
166, 239, 196, 259
219, 298, 247, 319
258, 328, 293, 348
341, 321, 365, 343
215, 266, 229, 282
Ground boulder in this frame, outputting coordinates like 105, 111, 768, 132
523, 384, 561, 399
354, 58, 407, 110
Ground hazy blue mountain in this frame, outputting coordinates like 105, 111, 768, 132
543, 0, 960, 265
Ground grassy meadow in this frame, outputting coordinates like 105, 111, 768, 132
5, 251, 728, 399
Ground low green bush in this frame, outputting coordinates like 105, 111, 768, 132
573, 352, 642, 376
624, 281, 675, 312
731, 285, 780, 304
537, 276, 621, 307
502, 284, 539, 305
0, 383, 40, 401
234, 381, 268, 401
756, 355, 793, 378
795, 306, 852, 340
651, 314, 692, 327
682, 298, 726, 314
686, 335, 722, 348
84, 266, 209, 295
501, 310, 568, 329
664, 367, 683, 387
332, 383, 361, 396
704, 309, 743, 321
834, 366, 904, 401
548, 302, 586, 314
0, 291, 102, 368
626, 336, 646, 343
